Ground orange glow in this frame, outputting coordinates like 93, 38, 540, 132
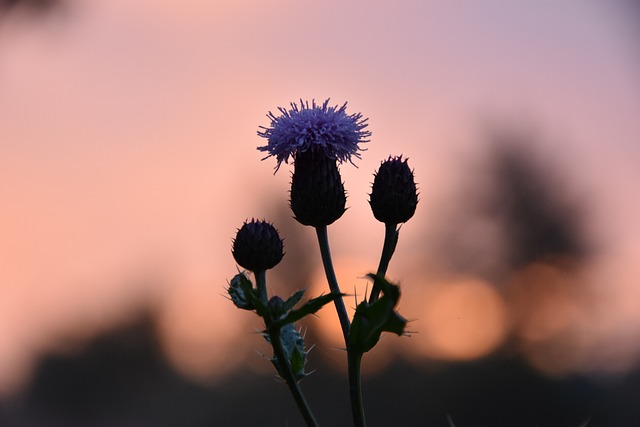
505, 258, 640, 376
0, 338, 35, 397
306, 256, 368, 347
505, 259, 587, 376
507, 260, 583, 343
417, 277, 508, 361
305, 256, 401, 374
156, 280, 248, 382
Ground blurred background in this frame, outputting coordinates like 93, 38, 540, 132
1, 0, 639, 425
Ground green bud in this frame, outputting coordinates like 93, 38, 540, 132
227, 272, 254, 311
277, 323, 308, 382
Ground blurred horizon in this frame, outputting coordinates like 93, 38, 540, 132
1, 0, 640, 425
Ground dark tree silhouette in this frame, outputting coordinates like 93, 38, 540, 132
0, 0, 60, 13
431, 127, 590, 284
0, 314, 631, 426
485, 132, 589, 270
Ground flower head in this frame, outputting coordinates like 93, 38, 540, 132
232, 219, 284, 271
369, 156, 418, 224
258, 99, 370, 170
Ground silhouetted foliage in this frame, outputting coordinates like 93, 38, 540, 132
433, 128, 590, 283
486, 134, 589, 270
0, 313, 638, 426
0, 0, 60, 13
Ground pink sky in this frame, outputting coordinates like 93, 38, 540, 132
1, 0, 639, 394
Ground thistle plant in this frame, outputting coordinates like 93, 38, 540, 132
227, 99, 418, 426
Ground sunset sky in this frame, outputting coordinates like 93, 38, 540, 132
1, 0, 639, 395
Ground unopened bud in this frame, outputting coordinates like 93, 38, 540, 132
227, 272, 254, 311
232, 219, 284, 271
290, 149, 346, 227
276, 323, 308, 382
369, 156, 418, 224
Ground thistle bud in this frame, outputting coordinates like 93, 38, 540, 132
270, 323, 308, 382
290, 149, 347, 227
369, 156, 418, 224
232, 219, 284, 272
227, 272, 254, 311
267, 295, 286, 319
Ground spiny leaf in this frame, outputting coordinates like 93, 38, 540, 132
282, 289, 306, 312
278, 292, 343, 326
290, 345, 306, 381
349, 274, 407, 353
237, 273, 269, 318
269, 324, 308, 382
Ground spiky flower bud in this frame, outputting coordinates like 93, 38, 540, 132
279, 323, 308, 381
232, 219, 284, 272
290, 149, 346, 227
370, 156, 418, 224
267, 295, 286, 319
266, 323, 309, 382
227, 272, 254, 310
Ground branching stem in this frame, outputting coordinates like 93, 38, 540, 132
315, 225, 367, 426
257, 270, 318, 427
268, 325, 319, 427
369, 222, 398, 303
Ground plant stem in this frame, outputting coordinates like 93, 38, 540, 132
315, 225, 367, 426
314, 225, 350, 342
348, 351, 366, 427
369, 222, 398, 303
254, 269, 268, 303
268, 325, 319, 427
258, 270, 317, 426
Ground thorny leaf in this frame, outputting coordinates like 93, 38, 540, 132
278, 292, 343, 326
349, 274, 407, 353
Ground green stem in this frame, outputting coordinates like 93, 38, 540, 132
348, 351, 366, 427
258, 270, 317, 426
315, 225, 350, 342
254, 269, 268, 304
268, 325, 319, 427
369, 222, 398, 303
316, 225, 367, 426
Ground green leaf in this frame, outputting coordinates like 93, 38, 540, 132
349, 274, 407, 353
289, 343, 306, 381
237, 273, 269, 318
278, 292, 342, 326
282, 289, 306, 313
269, 324, 308, 382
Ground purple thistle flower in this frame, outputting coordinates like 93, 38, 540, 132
258, 99, 370, 170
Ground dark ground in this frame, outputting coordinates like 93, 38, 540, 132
0, 317, 638, 427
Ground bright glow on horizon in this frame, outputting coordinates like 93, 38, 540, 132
417, 277, 507, 361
